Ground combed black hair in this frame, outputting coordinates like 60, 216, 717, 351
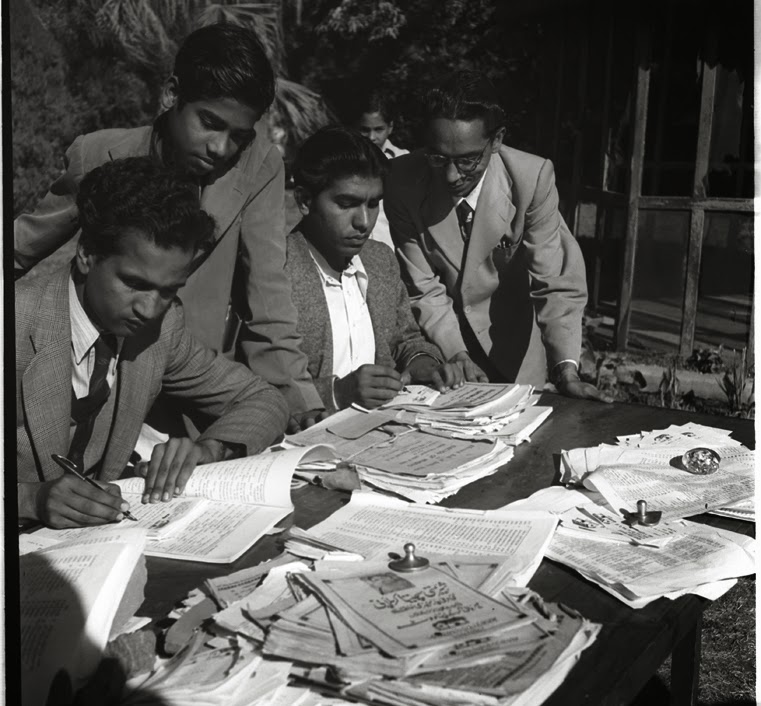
350, 88, 395, 124
423, 70, 506, 136
292, 125, 389, 197
77, 157, 216, 258
174, 23, 275, 112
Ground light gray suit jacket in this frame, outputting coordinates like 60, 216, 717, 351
384, 146, 588, 385
16, 267, 290, 484
14, 121, 323, 414
285, 231, 443, 412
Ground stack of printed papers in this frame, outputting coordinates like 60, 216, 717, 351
288, 383, 552, 503
150, 549, 598, 706
560, 422, 755, 521
382, 382, 552, 443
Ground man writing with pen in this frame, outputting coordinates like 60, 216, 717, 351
16, 157, 289, 529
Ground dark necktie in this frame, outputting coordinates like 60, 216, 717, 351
69, 334, 116, 472
456, 201, 474, 242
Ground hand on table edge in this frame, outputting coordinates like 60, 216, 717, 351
552, 361, 614, 403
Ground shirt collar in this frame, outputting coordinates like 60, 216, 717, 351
68, 273, 123, 364
454, 163, 489, 211
69, 274, 102, 365
305, 240, 368, 285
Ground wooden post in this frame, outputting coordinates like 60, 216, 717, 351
615, 21, 650, 351
678, 50, 717, 358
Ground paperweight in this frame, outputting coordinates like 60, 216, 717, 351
681, 447, 721, 475
388, 543, 430, 572
624, 499, 662, 527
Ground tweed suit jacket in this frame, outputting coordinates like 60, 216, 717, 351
14, 121, 323, 414
384, 145, 588, 386
285, 230, 443, 412
16, 266, 290, 484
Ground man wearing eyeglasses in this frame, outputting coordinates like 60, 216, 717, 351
384, 71, 611, 401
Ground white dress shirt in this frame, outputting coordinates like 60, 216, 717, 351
306, 242, 376, 386
69, 275, 120, 398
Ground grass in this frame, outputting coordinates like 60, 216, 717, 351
631, 577, 756, 705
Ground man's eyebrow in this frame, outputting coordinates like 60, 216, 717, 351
199, 109, 255, 135
122, 272, 185, 290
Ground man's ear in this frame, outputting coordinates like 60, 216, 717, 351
75, 240, 94, 276
491, 126, 506, 152
294, 186, 311, 215
387, 120, 394, 136
159, 76, 180, 113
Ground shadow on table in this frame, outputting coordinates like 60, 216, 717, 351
19, 551, 169, 706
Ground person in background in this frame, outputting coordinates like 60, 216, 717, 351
384, 70, 611, 402
16, 158, 289, 529
285, 126, 462, 413
14, 23, 326, 432
350, 89, 409, 250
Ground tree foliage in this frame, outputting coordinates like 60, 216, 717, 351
285, 0, 553, 150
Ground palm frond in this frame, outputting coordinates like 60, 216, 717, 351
274, 77, 335, 145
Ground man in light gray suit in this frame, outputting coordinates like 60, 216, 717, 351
16, 158, 288, 529
385, 71, 610, 401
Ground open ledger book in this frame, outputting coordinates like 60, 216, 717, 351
30, 445, 334, 563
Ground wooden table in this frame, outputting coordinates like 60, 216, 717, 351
143, 394, 755, 706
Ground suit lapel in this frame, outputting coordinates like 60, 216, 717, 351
421, 172, 465, 272
22, 272, 74, 480
201, 166, 252, 247
463, 154, 516, 283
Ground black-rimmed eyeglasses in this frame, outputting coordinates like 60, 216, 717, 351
424, 140, 491, 174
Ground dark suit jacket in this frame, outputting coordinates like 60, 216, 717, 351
14, 121, 323, 414
16, 267, 290, 484
384, 146, 588, 385
285, 231, 443, 412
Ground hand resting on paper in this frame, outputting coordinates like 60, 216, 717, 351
401, 355, 465, 392
18, 475, 129, 529
449, 351, 489, 383
136, 437, 235, 504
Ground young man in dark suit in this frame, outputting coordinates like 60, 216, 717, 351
16, 157, 289, 529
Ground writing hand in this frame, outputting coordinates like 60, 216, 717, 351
335, 364, 403, 409
19, 476, 128, 529
287, 409, 330, 434
139, 437, 223, 503
449, 351, 489, 383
